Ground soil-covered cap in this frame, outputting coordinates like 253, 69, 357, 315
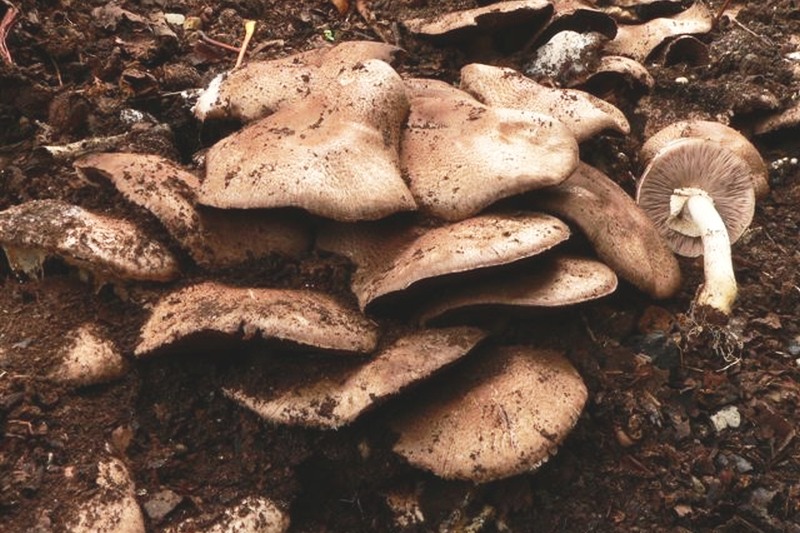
224, 327, 487, 429
640, 120, 769, 199
75, 152, 311, 268
135, 282, 380, 357
199, 59, 416, 221
50, 325, 128, 388
317, 212, 571, 311
391, 345, 587, 483
403, 0, 553, 41
636, 138, 756, 258
418, 255, 618, 324
193, 40, 403, 123
402, 79, 579, 221
460, 63, 630, 141
0, 199, 179, 283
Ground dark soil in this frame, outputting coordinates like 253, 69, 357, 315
2, 0, 800, 531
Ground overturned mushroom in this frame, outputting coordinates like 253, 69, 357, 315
199, 59, 416, 221
530, 163, 681, 299
392, 345, 587, 483
401, 78, 579, 221
604, 2, 713, 62
65, 457, 145, 533
418, 255, 617, 325
460, 63, 630, 141
640, 120, 769, 200
74, 152, 311, 268
224, 327, 487, 429
50, 325, 129, 387
0, 199, 179, 284
637, 138, 756, 317
194, 40, 403, 123
135, 282, 379, 357
317, 211, 571, 311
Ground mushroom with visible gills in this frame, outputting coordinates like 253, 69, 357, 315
636, 138, 756, 318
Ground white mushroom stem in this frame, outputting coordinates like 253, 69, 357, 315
668, 187, 737, 315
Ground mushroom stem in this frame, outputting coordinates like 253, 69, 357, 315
669, 188, 737, 315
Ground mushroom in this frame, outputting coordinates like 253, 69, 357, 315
418, 255, 618, 325
460, 63, 630, 142
391, 345, 587, 483
223, 327, 487, 429
574, 55, 654, 102
0, 199, 179, 284
74, 152, 311, 268
199, 59, 416, 221
135, 282, 380, 357
754, 100, 800, 136
65, 457, 145, 533
639, 119, 769, 199
165, 496, 289, 533
401, 78, 579, 221
49, 325, 129, 387
402, 0, 553, 44
194, 40, 403, 123
530, 162, 682, 299
316, 211, 571, 312
604, 2, 713, 62
636, 138, 756, 317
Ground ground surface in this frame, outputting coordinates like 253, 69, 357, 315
1, 0, 800, 531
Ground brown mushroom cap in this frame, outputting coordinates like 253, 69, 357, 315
392, 345, 587, 483
74, 152, 311, 267
194, 40, 403, 123
0, 199, 179, 283
402, 79, 579, 221
403, 0, 553, 41
460, 63, 630, 141
604, 2, 713, 62
50, 325, 129, 387
530, 162, 681, 299
199, 59, 416, 221
541, 0, 618, 41
224, 327, 487, 429
317, 211, 571, 311
755, 100, 800, 136
575, 55, 654, 96
418, 255, 618, 324
636, 138, 756, 258
640, 120, 769, 199
134, 282, 380, 357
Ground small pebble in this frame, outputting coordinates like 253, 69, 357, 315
675, 76, 689, 84
164, 13, 185, 26
710, 405, 741, 432
143, 489, 183, 522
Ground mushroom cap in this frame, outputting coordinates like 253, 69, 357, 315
640, 120, 769, 199
540, 0, 618, 41
418, 255, 618, 325
460, 63, 630, 141
576, 55, 654, 95
530, 162, 682, 299
636, 138, 756, 258
403, 0, 553, 41
75, 152, 311, 267
402, 80, 579, 221
0, 200, 179, 282
135, 282, 380, 357
391, 345, 587, 483
317, 211, 571, 311
66, 457, 145, 533
224, 327, 487, 429
165, 496, 289, 533
755, 100, 800, 136
50, 325, 128, 387
199, 59, 416, 221
604, 2, 713, 62
194, 40, 403, 122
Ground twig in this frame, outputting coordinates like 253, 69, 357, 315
0, 4, 19, 65
355, 0, 395, 44
714, 0, 733, 25
234, 20, 256, 70
197, 31, 239, 53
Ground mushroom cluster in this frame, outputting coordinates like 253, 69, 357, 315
0, 38, 684, 495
